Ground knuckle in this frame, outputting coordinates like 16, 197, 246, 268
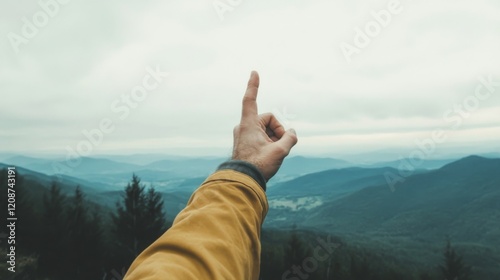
275, 145, 289, 156
242, 95, 255, 103
238, 123, 252, 131
260, 112, 272, 118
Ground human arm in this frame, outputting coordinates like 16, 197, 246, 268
124, 71, 297, 280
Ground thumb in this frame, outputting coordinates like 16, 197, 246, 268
275, 128, 298, 156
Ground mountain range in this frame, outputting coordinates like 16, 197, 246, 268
1, 154, 499, 278
265, 156, 500, 278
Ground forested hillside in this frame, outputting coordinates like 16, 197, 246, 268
0, 155, 498, 279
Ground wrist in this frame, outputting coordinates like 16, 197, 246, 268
217, 160, 267, 191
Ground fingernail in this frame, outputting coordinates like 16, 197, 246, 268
290, 128, 296, 135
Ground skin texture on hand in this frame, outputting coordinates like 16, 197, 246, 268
232, 71, 298, 181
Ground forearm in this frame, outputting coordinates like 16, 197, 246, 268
124, 167, 268, 280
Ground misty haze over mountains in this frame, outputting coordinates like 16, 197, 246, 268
2, 150, 500, 184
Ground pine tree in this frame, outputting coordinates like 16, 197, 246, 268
144, 186, 167, 245
68, 186, 86, 274
438, 239, 472, 280
38, 181, 69, 279
283, 226, 309, 270
67, 186, 104, 280
111, 174, 167, 265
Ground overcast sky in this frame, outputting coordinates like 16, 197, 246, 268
1, 0, 499, 158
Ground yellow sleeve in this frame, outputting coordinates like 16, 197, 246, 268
124, 169, 269, 280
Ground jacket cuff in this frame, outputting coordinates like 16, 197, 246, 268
216, 160, 267, 191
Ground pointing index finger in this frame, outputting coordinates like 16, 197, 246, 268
241, 71, 260, 121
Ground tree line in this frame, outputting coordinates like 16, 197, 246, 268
260, 228, 473, 280
0, 170, 167, 280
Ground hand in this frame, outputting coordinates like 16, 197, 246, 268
232, 71, 298, 181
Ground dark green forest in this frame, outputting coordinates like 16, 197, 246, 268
0, 169, 477, 280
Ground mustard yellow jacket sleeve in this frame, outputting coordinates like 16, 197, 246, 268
124, 169, 269, 280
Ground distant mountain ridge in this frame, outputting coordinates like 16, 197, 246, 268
1, 155, 356, 189
0, 162, 192, 219
299, 155, 500, 241
0, 162, 106, 194
268, 166, 403, 197
366, 158, 456, 170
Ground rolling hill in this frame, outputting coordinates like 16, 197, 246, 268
270, 156, 500, 279
268, 166, 405, 197
301, 156, 500, 240
0, 163, 198, 221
